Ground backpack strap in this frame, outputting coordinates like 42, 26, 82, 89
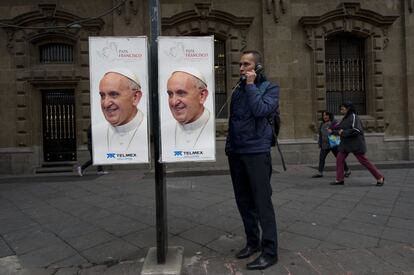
258, 81, 270, 94
259, 81, 286, 171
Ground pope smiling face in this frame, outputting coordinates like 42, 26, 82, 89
99, 72, 142, 126
166, 71, 208, 124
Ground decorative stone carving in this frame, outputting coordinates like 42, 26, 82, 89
266, 0, 286, 23
299, 3, 398, 133
114, 0, 138, 25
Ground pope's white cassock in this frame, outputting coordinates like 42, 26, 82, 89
163, 107, 213, 151
93, 109, 148, 163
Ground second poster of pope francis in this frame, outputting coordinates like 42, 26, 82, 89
158, 36, 216, 163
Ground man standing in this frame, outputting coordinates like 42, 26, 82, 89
226, 50, 279, 270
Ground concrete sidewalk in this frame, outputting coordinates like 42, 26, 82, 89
0, 163, 413, 274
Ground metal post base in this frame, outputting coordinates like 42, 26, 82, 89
141, 246, 184, 275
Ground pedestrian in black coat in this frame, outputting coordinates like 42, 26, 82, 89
329, 102, 384, 186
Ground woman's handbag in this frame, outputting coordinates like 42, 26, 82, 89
328, 134, 340, 148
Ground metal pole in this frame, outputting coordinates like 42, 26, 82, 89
149, 0, 167, 264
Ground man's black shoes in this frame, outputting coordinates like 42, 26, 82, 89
235, 246, 260, 259
246, 253, 278, 270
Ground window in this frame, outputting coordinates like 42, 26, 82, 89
39, 43, 74, 64
214, 38, 227, 118
325, 34, 366, 115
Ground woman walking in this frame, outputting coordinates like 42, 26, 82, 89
312, 111, 351, 178
329, 102, 385, 186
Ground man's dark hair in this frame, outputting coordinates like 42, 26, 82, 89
242, 50, 262, 64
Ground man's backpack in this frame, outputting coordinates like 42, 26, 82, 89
258, 81, 280, 146
259, 81, 286, 170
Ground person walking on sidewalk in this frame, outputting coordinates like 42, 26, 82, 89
312, 110, 351, 178
329, 101, 384, 186
76, 124, 107, 176
226, 50, 279, 270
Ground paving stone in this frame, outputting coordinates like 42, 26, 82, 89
285, 221, 333, 241
277, 207, 308, 221
122, 227, 157, 248
179, 225, 223, 246
324, 248, 400, 274
0, 237, 13, 258
77, 265, 108, 275
301, 211, 343, 226
317, 241, 347, 250
320, 198, 358, 211
387, 216, 414, 231
275, 250, 326, 275
15, 267, 56, 275
9, 232, 64, 255
91, 215, 148, 237
312, 205, 352, 217
337, 218, 384, 238
38, 216, 83, 232
280, 200, 320, 212
368, 245, 414, 271
168, 217, 198, 235
200, 214, 242, 232
169, 236, 212, 257
18, 243, 79, 268
49, 253, 88, 269
353, 203, 393, 216
279, 232, 321, 250
381, 227, 414, 243
346, 209, 389, 225
0, 216, 39, 235
296, 249, 349, 274
101, 260, 143, 275
205, 233, 244, 255
391, 202, 414, 220
66, 230, 116, 251
52, 222, 99, 239
325, 230, 379, 248
66, 206, 113, 221
54, 267, 79, 275
80, 239, 143, 264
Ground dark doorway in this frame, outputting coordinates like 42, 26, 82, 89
42, 90, 77, 162
325, 34, 366, 115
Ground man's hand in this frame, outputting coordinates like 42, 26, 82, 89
245, 70, 256, 85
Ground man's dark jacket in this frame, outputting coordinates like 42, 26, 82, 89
226, 77, 280, 154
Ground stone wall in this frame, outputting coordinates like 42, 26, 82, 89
0, 0, 412, 174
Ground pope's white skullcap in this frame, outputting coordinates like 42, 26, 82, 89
172, 67, 207, 87
104, 67, 141, 88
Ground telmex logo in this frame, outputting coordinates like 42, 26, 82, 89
174, 151, 183, 156
106, 153, 116, 159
